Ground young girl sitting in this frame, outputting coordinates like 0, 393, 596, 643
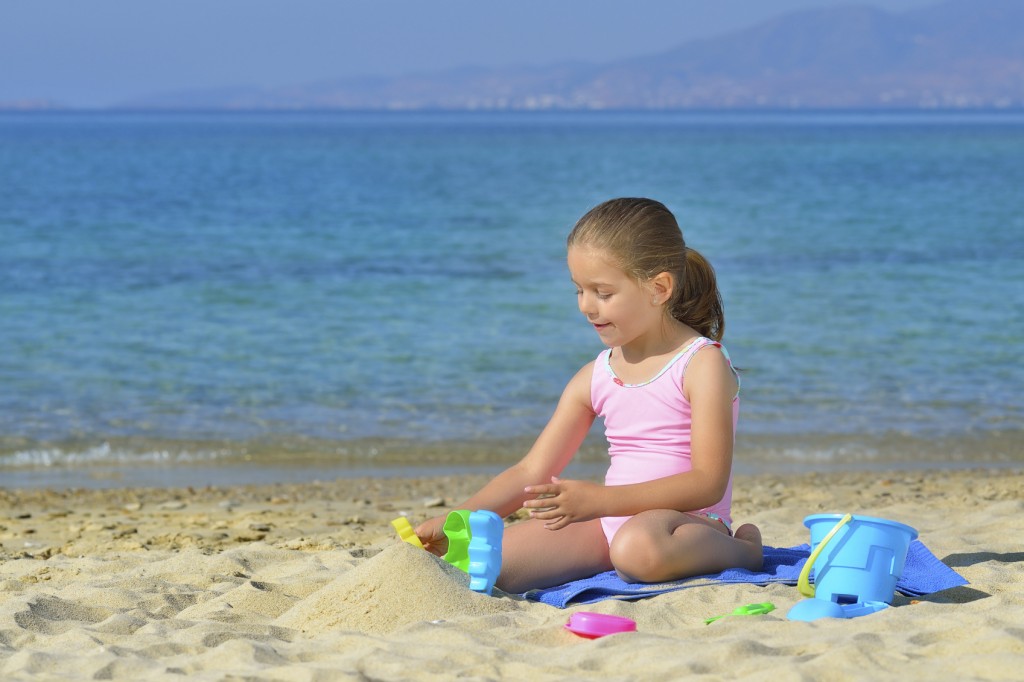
415, 197, 763, 593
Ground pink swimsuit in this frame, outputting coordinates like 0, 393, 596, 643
591, 337, 739, 545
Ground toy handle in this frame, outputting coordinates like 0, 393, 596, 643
797, 513, 852, 597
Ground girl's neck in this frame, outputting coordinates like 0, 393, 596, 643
615, 320, 698, 366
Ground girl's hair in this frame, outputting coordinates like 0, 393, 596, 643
567, 197, 725, 341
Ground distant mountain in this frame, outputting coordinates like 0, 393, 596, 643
117, 0, 1024, 111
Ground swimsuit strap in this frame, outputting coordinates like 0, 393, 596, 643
680, 339, 741, 396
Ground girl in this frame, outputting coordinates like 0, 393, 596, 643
415, 197, 763, 593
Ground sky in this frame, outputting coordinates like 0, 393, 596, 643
2, 0, 942, 108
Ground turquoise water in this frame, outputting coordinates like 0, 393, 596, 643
2, 111, 1022, 480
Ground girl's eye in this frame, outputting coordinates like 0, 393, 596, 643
597, 292, 612, 300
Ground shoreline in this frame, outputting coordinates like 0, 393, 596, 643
2, 429, 1022, 490
3, 457, 1024, 492
1, 467, 1021, 679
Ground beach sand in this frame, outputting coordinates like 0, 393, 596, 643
1, 467, 1021, 680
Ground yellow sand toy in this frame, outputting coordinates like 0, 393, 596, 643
390, 517, 424, 549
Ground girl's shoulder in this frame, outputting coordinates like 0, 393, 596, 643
658, 335, 720, 380
684, 337, 727, 362
681, 339, 740, 400
564, 358, 597, 403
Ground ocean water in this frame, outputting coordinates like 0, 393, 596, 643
2, 111, 1022, 484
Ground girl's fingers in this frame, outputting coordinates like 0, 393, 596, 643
529, 507, 563, 520
544, 516, 568, 530
524, 484, 559, 496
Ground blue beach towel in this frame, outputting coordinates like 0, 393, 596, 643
525, 540, 967, 608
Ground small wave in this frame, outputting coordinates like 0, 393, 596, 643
0, 442, 231, 469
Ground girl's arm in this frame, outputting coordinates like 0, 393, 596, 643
525, 346, 737, 528
414, 362, 596, 553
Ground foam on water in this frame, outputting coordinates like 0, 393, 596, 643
1, 442, 230, 468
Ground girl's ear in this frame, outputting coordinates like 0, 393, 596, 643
649, 271, 675, 306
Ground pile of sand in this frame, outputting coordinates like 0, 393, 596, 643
275, 543, 523, 635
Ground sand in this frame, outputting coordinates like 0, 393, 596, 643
1, 468, 1022, 681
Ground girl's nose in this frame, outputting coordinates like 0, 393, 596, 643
578, 293, 596, 317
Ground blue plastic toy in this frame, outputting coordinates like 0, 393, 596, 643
467, 510, 503, 595
441, 510, 473, 572
787, 513, 918, 621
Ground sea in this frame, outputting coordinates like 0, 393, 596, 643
2, 110, 1022, 488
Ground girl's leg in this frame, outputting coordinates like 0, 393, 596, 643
495, 518, 612, 594
609, 510, 763, 584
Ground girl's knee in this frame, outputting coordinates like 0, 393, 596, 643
608, 521, 669, 583
609, 512, 724, 583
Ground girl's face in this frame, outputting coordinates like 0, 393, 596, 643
568, 246, 666, 348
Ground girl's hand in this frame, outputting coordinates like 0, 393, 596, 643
522, 476, 603, 530
414, 516, 449, 557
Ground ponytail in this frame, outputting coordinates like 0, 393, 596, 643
672, 247, 725, 341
